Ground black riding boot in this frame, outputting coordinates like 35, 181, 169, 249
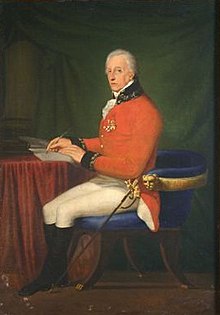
18, 225, 73, 296
35, 223, 57, 285
44, 223, 56, 249
51, 227, 73, 287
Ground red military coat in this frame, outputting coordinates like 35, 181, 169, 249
83, 94, 163, 231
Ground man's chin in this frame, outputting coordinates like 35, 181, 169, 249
111, 85, 120, 92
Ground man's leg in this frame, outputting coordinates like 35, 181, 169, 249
42, 181, 102, 225
17, 182, 102, 296
18, 182, 138, 296
18, 225, 73, 296
55, 185, 138, 228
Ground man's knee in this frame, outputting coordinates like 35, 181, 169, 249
42, 201, 57, 224
56, 205, 76, 228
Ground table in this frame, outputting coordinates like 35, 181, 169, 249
0, 154, 93, 288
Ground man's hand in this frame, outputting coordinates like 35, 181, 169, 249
59, 145, 86, 164
46, 137, 72, 152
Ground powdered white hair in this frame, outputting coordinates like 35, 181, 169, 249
105, 49, 138, 74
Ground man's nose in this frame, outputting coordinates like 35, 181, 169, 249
109, 72, 116, 81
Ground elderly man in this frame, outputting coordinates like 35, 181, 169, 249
18, 49, 163, 296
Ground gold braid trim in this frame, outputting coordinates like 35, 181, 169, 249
78, 138, 87, 151
89, 152, 101, 171
125, 178, 141, 199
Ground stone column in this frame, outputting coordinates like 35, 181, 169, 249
0, 40, 40, 153
2, 40, 40, 139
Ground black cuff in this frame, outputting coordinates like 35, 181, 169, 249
81, 151, 101, 171
66, 136, 87, 150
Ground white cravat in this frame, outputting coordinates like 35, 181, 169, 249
102, 98, 117, 119
102, 80, 134, 119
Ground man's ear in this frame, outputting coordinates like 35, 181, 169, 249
129, 71, 135, 81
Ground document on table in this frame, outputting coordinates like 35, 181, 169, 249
19, 136, 74, 164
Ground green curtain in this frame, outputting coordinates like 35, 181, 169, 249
1, 0, 216, 272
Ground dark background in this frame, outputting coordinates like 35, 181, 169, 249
0, 0, 216, 274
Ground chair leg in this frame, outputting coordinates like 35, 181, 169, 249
68, 231, 118, 290
123, 236, 144, 277
159, 229, 194, 288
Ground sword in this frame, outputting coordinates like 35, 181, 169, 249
51, 179, 140, 292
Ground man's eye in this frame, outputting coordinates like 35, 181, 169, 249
115, 69, 123, 73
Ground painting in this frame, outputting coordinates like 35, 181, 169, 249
0, 0, 217, 314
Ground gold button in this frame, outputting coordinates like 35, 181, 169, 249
101, 134, 104, 138
100, 144, 104, 148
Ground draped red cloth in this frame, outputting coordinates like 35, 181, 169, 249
0, 155, 93, 288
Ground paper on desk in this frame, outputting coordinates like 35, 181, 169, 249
29, 148, 74, 163
20, 136, 75, 164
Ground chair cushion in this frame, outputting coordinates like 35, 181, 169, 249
75, 189, 193, 230
75, 150, 205, 231
75, 211, 146, 231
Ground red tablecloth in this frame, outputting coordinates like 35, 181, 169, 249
0, 155, 93, 288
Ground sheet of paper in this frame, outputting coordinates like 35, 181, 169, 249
20, 136, 74, 164
28, 148, 74, 163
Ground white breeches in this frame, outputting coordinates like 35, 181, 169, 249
43, 175, 139, 228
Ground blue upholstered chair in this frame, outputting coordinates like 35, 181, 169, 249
67, 150, 207, 290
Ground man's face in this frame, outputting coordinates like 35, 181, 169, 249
106, 55, 134, 92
